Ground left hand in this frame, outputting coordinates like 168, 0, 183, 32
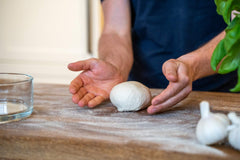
147, 59, 194, 114
68, 58, 124, 108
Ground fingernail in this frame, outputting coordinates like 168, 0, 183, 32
152, 100, 159, 105
78, 101, 85, 107
72, 96, 78, 104
148, 107, 157, 114
151, 108, 158, 113
68, 63, 74, 69
70, 88, 76, 94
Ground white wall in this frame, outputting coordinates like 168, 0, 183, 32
0, 0, 100, 84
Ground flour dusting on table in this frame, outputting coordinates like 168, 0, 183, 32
0, 86, 231, 157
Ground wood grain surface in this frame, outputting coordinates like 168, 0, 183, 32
0, 84, 240, 160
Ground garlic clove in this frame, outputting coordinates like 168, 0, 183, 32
228, 112, 240, 125
215, 113, 230, 126
199, 101, 210, 119
227, 112, 240, 151
196, 101, 229, 145
228, 127, 240, 151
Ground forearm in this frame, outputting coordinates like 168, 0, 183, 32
98, 0, 133, 81
177, 31, 225, 81
98, 32, 133, 81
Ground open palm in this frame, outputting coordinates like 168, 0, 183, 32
68, 58, 123, 108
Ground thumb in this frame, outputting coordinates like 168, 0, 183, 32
162, 59, 179, 82
68, 58, 98, 71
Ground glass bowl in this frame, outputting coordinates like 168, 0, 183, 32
0, 73, 33, 123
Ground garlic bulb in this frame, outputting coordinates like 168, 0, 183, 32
196, 101, 230, 145
227, 112, 240, 151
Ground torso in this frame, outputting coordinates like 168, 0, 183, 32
129, 0, 236, 91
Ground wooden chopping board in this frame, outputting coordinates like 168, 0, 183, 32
0, 84, 240, 160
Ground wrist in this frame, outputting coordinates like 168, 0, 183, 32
177, 54, 198, 81
105, 60, 130, 82
98, 33, 133, 81
177, 50, 216, 82
177, 31, 225, 81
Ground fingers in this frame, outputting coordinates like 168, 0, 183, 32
68, 58, 98, 71
162, 59, 179, 82
151, 80, 187, 105
72, 89, 106, 108
68, 58, 99, 93
148, 59, 192, 114
147, 85, 192, 114
68, 58, 108, 108
78, 93, 95, 107
72, 87, 87, 103
69, 76, 83, 94
153, 61, 190, 105
88, 96, 105, 108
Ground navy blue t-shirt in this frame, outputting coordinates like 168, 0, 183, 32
102, 0, 237, 91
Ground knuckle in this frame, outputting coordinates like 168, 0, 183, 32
90, 58, 98, 63
163, 59, 175, 66
182, 76, 190, 85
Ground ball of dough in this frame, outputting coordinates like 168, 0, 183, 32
110, 81, 151, 112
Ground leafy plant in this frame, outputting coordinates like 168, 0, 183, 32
211, 0, 240, 92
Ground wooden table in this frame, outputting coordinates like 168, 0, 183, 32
0, 84, 240, 160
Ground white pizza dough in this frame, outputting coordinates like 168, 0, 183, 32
110, 81, 152, 112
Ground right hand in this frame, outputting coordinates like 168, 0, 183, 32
68, 58, 124, 108
147, 59, 193, 114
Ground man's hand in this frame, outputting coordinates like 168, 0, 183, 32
147, 31, 225, 114
68, 58, 124, 108
147, 59, 193, 114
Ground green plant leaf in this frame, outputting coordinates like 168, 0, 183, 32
230, 66, 240, 92
218, 51, 240, 74
218, 21, 240, 73
212, 0, 240, 92
224, 15, 240, 53
214, 0, 240, 25
211, 40, 227, 71
215, 0, 232, 25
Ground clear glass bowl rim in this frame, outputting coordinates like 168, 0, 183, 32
0, 73, 33, 85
